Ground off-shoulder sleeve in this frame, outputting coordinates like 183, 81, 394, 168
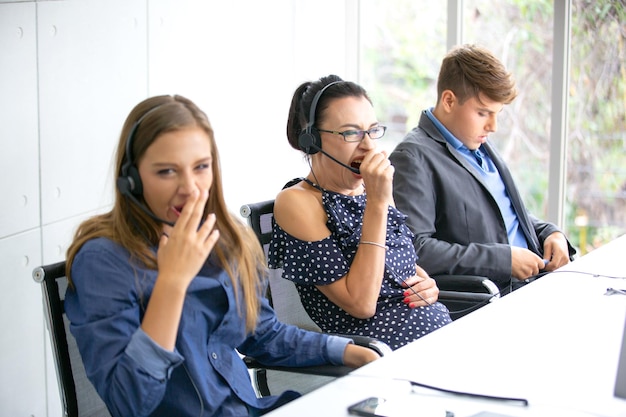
268, 224, 349, 285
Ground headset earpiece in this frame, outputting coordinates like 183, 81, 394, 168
298, 127, 321, 155
117, 105, 163, 198
117, 119, 144, 197
114, 102, 176, 226
122, 165, 143, 196
298, 80, 343, 156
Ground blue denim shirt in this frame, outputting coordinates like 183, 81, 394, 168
65, 237, 349, 417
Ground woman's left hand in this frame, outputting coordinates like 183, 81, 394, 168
343, 344, 380, 368
401, 265, 440, 308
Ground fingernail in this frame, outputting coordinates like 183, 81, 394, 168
403, 297, 410, 304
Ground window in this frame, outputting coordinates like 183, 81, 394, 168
360, 0, 626, 253
567, 0, 626, 253
358, 0, 447, 153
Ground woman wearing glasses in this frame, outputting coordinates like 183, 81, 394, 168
269, 75, 452, 351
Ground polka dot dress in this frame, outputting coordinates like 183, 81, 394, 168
268, 179, 452, 350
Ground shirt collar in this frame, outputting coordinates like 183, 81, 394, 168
425, 108, 465, 150
425, 107, 481, 156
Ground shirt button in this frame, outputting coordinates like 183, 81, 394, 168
211, 352, 218, 359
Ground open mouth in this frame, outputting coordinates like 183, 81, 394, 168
351, 160, 362, 170
173, 205, 184, 216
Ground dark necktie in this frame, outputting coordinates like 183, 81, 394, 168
472, 149, 485, 170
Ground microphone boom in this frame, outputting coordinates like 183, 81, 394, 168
310, 143, 360, 174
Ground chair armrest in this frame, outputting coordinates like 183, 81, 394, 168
438, 290, 495, 303
243, 357, 352, 378
434, 274, 500, 296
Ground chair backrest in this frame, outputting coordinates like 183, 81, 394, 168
32, 261, 111, 417
240, 200, 321, 332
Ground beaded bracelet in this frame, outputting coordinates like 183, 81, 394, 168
360, 241, 389, 250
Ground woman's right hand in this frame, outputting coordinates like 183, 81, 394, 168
359, 149, 394, 206
142, 188, 220, 351
157, 188, 220, 289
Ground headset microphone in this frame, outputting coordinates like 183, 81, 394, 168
305, 141, 360, 174
117, 177, 175, 227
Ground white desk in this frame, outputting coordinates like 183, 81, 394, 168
266, 235, 626, 417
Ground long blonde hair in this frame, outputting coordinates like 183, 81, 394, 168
66, 95, 265, 332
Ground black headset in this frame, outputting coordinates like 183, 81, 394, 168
298, 80, 344, 155
115, 104, 177, 227
116, 105, 163, 197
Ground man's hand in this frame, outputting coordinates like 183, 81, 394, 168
542, 232, 570, 271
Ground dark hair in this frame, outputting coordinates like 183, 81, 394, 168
437, 44, 518, 105
286, 74, 372, 151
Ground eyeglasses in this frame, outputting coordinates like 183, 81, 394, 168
317, 125, 387, 142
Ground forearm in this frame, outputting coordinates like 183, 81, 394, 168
141, 273, 187, 351
347, 201, 388, 298
239, 307, 347, 367
325, 201, 388, 317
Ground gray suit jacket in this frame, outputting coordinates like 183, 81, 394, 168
389, 110, 575, 289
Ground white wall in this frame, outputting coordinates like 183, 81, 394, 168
0, 0, 358, 415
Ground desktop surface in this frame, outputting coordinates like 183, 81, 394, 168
266, 235, 626, 417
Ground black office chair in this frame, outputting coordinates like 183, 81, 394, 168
32, 261, 112, 417
240, 199, 499, 322
240, 200, 393, 395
